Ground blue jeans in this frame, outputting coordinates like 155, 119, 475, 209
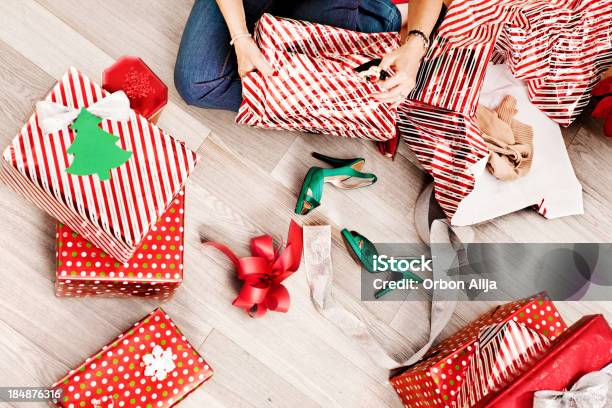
174, 0, 402, 111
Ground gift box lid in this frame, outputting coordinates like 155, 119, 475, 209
1, 67, 199, 262
52, 308, 213, 408
103, 56, 168, 120
56, 190, 185, 284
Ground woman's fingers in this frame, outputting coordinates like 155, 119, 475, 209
254, 54, 274, 77
378, 50, 398, 71
374, 72, 415, 102
379, 74, 404, 91
375, 86, 409, 103
238, 62, 253, 78
236, 38, 274, 78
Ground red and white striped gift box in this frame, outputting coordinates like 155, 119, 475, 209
1, 68, 200, 263
236, 14, 400, 141
399, 0, 611, 220
390, 295, 567, 408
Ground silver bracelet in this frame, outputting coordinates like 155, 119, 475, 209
230, 32, 252, 46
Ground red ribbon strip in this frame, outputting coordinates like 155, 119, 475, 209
203, 220, 303, 317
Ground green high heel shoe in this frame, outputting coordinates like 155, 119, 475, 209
295, 152, 377, 216
341, 228, 424, 299
341, 228, 378, 273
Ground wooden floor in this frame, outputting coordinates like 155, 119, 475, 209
0, 1, 611, 407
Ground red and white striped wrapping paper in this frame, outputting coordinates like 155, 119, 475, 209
390, 295, 567, 408
0, 68, 200, 263
236, 14, 400, 141
399, 0, 612, 219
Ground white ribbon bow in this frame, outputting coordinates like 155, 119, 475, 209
533, 363, 612, 408
36, 90, 130, 134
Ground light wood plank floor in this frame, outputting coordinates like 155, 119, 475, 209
0, 1, 610, 407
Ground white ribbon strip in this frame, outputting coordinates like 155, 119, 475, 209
303, 183, 466, 369
36, 90, 131, 134
533, 363, 612, 408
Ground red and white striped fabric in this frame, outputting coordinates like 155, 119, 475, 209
399, 0, 611, 219
1, 68, 200, 263
390, 295, 567, 408
236, 14, 400, 140
456, 320, 550, 407
440, 0, 612, 126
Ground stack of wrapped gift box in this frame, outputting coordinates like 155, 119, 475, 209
0, 58, 214, 406
2, 60, 194, 300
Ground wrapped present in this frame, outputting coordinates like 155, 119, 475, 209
55, 189, 186, 299
103, 56, 169, 122
236, 14, 399, 141
390, 295, 567, 408
52, 308, 213, 408
0, 67, 199, 263
398, 0, 611, 221
479, 314, 612, 408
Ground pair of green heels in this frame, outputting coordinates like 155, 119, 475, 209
295, 152, 377, 216
294, 152, 420, 298
341, 229, 423, 299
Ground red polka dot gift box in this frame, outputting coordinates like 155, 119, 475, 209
55, 190, 186, 299
51, 308, 213, 408
390, 294, 567, 408
0, 67, 200, 264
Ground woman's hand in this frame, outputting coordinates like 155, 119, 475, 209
234, 36, 274, 78
374, 37, 427, 104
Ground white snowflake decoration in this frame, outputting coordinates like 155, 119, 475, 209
143, 345, 176, 381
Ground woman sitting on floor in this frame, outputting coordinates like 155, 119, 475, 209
174, 0, 446, 111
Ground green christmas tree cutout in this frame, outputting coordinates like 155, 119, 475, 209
66, 108, 132, 181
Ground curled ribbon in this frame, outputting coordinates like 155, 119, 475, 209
203, 220, 303, 317
36, 90, 131, 134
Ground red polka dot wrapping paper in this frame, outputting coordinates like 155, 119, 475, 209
390, 294, 568, 408
51, 308, 213, 408
55, 190, 185, 299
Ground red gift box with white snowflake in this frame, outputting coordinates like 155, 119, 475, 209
55, 189, 186, 299
0, 67, 200, 264
52, 308, 213, 408
390, 294, 567, 408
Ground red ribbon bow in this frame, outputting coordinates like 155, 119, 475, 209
204, 220, 303, 317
